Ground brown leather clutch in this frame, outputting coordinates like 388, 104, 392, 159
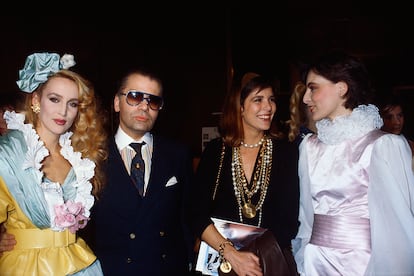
218, 230, 298, 276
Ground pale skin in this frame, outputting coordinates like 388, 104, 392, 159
304, 103, 317, 133
304, 72, 413, 157
303, 70, 351, 121
34, 77, 80, 183
201, 87, 275, 276
0, 76, 80, 255
113, 73, 161, 141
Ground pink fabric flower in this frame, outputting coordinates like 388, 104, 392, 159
54, 200, 90, 233
66, 201, 83, 215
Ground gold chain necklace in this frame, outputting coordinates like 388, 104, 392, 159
231, 137, 272, 226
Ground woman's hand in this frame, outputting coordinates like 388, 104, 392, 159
225, 246, 263, 276
0, 223, 16, 256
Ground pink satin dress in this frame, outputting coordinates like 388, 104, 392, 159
293, 105, 414, 276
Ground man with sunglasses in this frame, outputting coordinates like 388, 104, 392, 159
82, 68, 195, 275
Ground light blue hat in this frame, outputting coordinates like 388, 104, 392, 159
16, 52, 76, 93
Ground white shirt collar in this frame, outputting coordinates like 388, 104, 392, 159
115, 126, 153, 151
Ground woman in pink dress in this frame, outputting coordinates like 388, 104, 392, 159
292, 50, 414, 275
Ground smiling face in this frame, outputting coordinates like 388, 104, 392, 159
241, 87, 276, 135
303, 70, 350, 121
114, 73, 162, 140
33, 76, 79, 138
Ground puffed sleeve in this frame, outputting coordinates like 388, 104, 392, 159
365, 134, 414, 275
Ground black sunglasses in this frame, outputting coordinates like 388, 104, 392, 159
119, 91, 164, 110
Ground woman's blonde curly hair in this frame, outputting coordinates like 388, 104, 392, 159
287, 82, 308, 142
23, 70, 108, 198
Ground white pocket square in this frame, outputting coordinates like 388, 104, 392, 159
165, 176, 178, 187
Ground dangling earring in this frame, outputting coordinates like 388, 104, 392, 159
31, 104, 40, 114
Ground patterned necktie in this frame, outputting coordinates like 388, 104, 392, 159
130, 142, 146, 196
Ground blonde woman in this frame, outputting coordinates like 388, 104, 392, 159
0, 52, 107, 275
287, 81, 316, 145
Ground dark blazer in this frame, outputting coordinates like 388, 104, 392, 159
83, 135, 194, 276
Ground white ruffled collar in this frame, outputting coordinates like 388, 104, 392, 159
4, 111, 95, 229
316, 104, 383, 145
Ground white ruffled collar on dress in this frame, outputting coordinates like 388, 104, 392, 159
4, 110, 95, 218
316, 104, 383, 145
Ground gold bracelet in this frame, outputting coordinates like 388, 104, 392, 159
218, 240, 234, 273
218, 240, 233, 254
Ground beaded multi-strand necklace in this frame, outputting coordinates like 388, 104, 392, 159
240, 136, 266, 148
231, 136, 272, 227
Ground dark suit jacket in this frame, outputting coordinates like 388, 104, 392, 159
83, 135, 194, 275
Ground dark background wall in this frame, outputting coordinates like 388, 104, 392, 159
1, 3, 413, 156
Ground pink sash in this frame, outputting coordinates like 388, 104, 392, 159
310, 214, 371, 250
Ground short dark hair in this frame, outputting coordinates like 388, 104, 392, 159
301, 50, 374, 109
116, 67, 163, 97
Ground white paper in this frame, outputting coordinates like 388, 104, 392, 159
195, 218, 267, 275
